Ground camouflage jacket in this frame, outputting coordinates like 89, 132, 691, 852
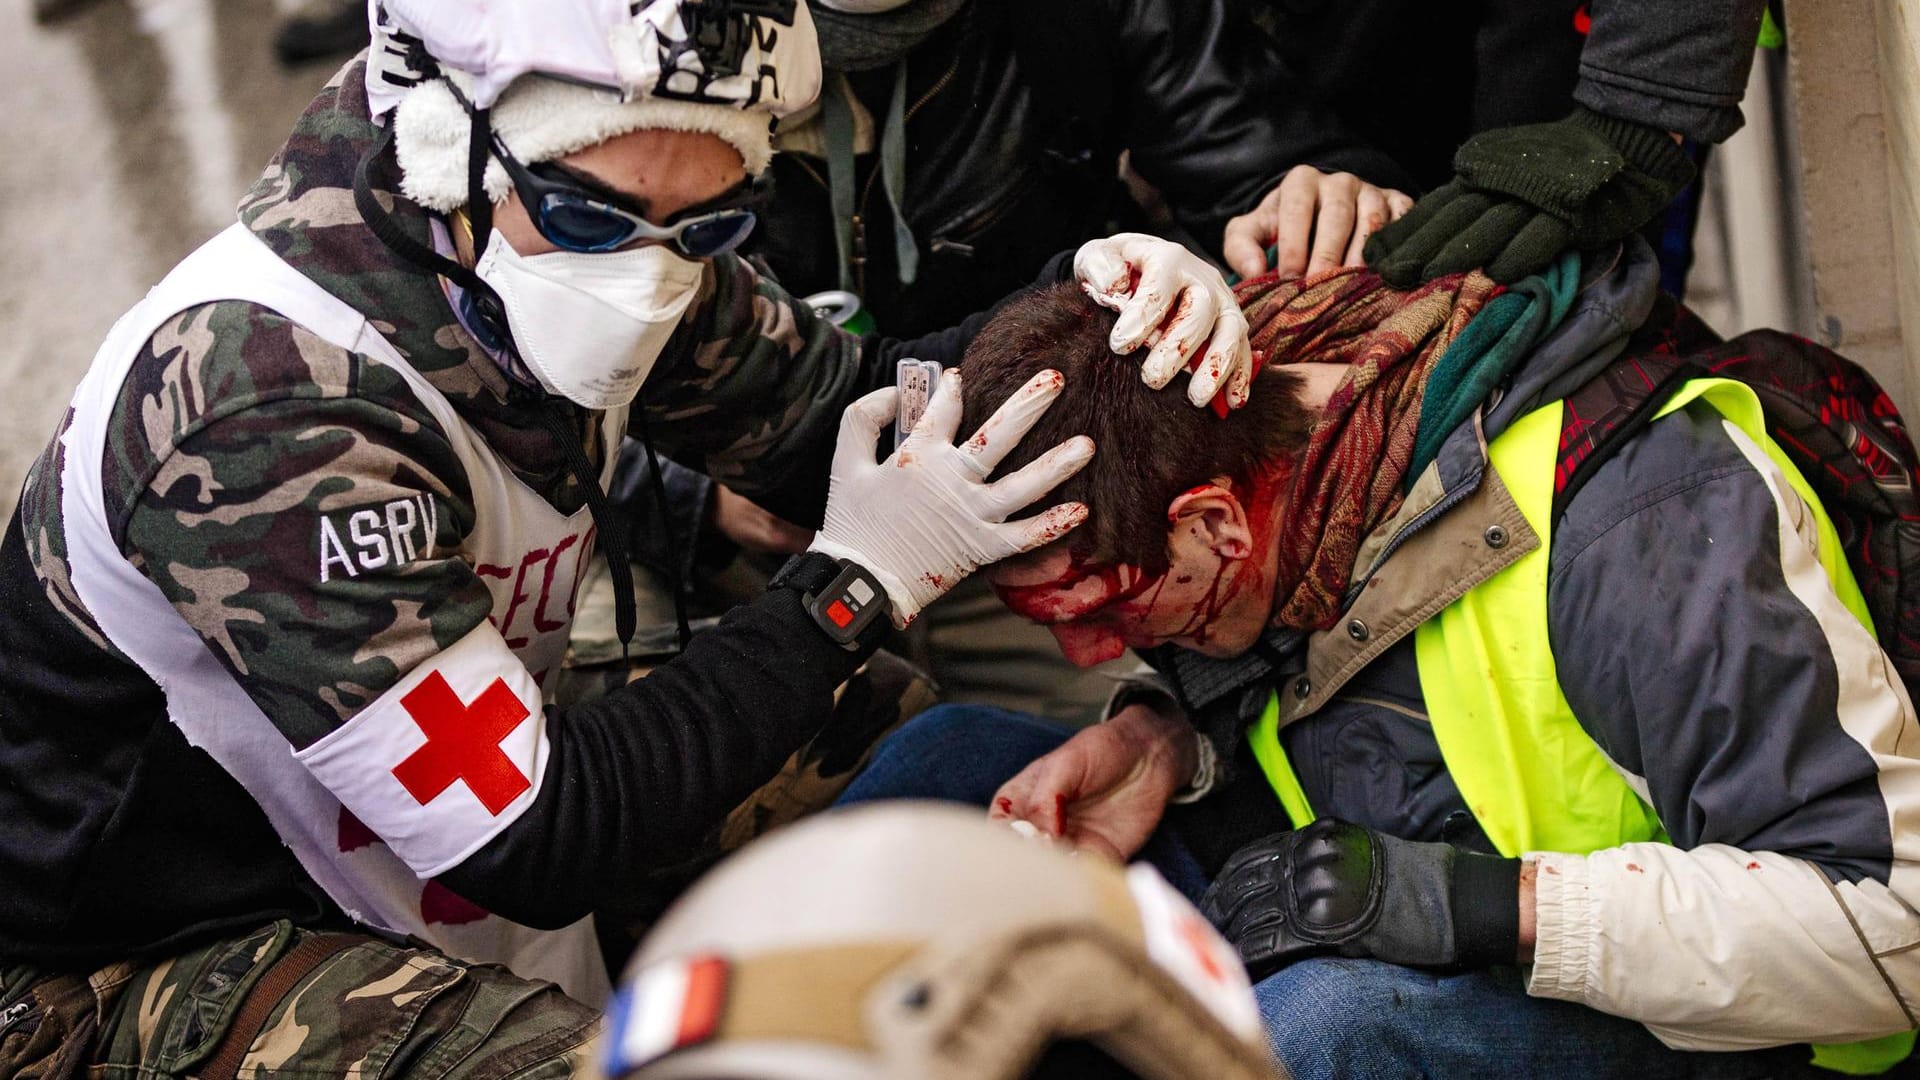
0, 61, 958, 963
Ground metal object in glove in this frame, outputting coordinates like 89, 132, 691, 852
1363, 108, 1696, 287
1200, 819, 1521, 979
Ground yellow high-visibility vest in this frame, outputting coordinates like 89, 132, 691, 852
1247, 380, 1912, 1074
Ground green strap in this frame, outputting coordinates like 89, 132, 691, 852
1759, 7, 1785, 49
821, 76, 858, 293
878, 62, 919, 286
821, 66, 919, 293
1246, 692, 1315, 830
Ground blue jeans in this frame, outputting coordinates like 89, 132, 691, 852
846, 706, 1830, 1079
1258, 958, 1820, 1079
836, 704, 1210, 899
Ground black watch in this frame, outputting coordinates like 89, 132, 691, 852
770, 552, 892, 652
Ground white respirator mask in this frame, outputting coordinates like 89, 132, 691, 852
473, 230, 704, 410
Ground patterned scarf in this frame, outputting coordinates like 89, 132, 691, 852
1236, 267, 1499, 630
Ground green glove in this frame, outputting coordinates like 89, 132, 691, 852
1364, 108, 1696, 287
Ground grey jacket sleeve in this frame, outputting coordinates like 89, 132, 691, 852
1574, 0, 1768, 143
1538, 402, 1920, 1048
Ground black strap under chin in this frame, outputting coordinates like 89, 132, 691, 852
465, 105, 495, 263
534, 401, 643, 657
630, 410, 694, 651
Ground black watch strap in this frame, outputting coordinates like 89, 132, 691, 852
771, 552, 891, 651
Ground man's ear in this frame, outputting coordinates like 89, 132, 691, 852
1167, 477, 1253, 561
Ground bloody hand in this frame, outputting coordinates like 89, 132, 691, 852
989, 702, 1197, 861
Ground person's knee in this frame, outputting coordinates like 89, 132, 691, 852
838, 704, 1072, 806
1252, 957, 1461, 1075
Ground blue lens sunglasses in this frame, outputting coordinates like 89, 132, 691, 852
488, 133, 766, 258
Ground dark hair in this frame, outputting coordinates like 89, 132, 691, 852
958, 283, 1309, 574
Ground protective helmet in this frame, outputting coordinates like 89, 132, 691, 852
600, 804, 1283, 1080
365, 0, 823, 212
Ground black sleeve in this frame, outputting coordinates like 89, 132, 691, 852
1574, 0, 1767, 143
1470, 0, 1586, 134
1113, 0, 1416, 252
441, 583, 875, 927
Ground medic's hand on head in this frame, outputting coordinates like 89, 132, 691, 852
1074, 234, 1253, 412
808, 370, 1093, 627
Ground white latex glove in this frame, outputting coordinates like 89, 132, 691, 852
1074, 232, 1254, 411
810, 369, 1093, 626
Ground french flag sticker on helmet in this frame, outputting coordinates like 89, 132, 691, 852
294, 621, 549, 878
603, 956, 730, 1076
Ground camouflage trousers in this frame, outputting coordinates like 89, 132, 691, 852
0, 922, 600, 1079
0, 645, 936, 1079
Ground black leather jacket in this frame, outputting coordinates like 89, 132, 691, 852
746, 0, 1411, 337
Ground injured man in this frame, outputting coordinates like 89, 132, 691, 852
839, 239, 1920, 1078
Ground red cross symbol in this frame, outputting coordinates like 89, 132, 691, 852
391, 671, 532, 815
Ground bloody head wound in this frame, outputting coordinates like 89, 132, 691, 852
958, 283, 1310, 574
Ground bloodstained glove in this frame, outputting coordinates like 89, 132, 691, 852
809, 370, 1093, 627
1075, 233, 1254, 411
1199, 819, 1520, 979
1363, 108, 1696, 287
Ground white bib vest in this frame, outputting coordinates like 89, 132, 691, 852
57, 224, 619, 1004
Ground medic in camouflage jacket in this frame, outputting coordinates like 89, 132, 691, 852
0, 61, 981, 1002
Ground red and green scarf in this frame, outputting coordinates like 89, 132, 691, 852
1235, 266, 1499, 631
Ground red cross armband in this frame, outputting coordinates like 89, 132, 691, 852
293, 621, 548, 876
770, 552, 891, 652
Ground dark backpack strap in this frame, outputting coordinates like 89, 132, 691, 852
1552, 354, 1703, 522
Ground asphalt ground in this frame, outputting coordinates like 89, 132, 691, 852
1, 0, 332, 519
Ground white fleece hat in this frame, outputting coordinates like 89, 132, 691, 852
367, 0, 822, 212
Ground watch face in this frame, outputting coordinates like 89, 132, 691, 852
823, 576, 877, 631
812, 564, 886, 646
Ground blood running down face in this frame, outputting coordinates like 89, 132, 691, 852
959, 283, 1311, 665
